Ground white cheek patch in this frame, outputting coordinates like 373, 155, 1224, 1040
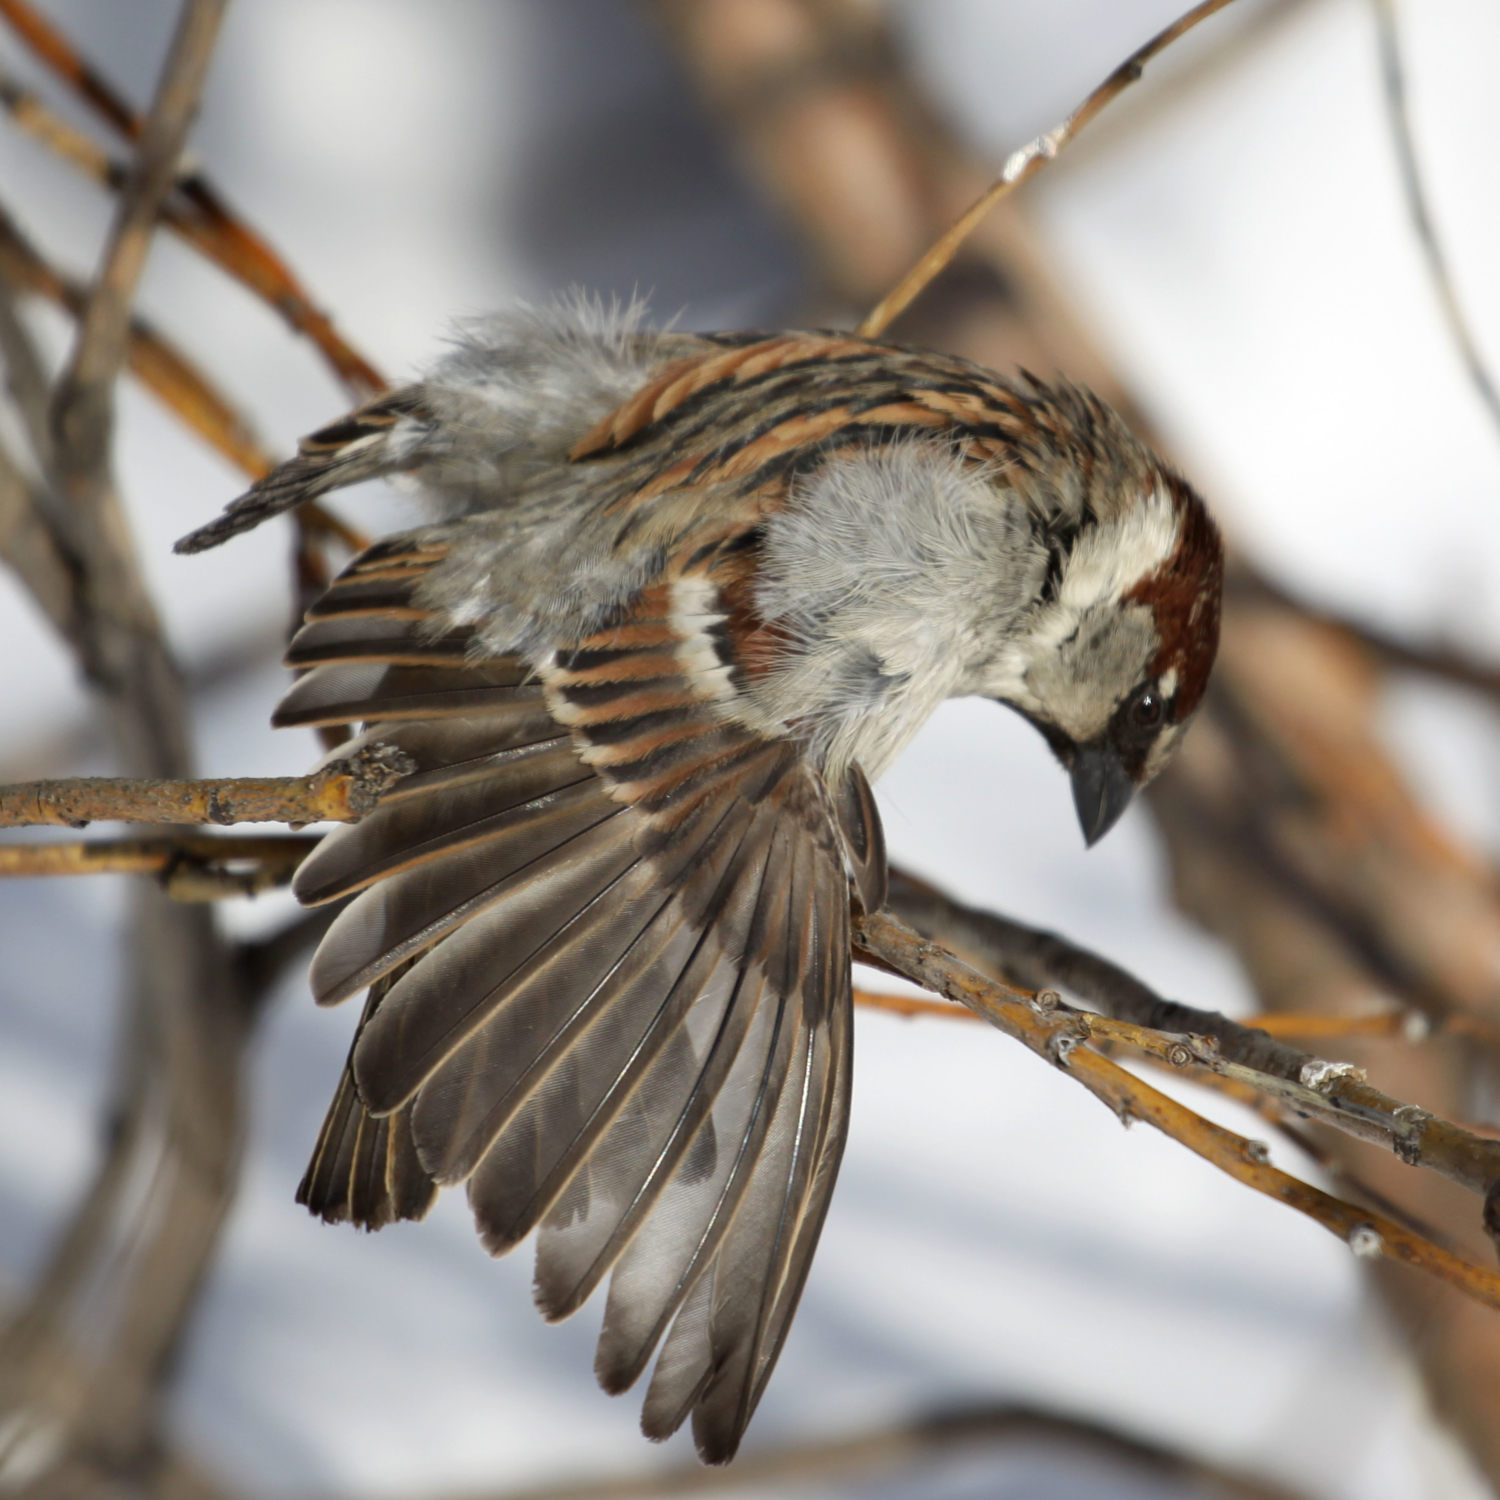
1001, 487, 1179, 669
971, 488, 1180, 728
1060, 486, 1180, 613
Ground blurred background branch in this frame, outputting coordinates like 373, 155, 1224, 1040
1370, 0, 1500, 445
0, 7, 257, 1497
454, 1400, 1313, 1500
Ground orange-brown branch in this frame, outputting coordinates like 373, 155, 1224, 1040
857, 909, 1500, 1315
0, 744, 410, 829
0, 0, 385, 397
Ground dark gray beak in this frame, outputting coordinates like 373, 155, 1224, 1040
1070, 743, 1136, 847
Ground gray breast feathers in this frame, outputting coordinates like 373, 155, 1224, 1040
748, 440, 1045, 778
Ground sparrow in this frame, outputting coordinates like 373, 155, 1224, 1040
177, 295, 1222, 1463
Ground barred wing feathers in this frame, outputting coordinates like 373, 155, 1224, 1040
283, 538, 861, 1463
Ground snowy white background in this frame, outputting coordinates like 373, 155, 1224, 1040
2, 2, 1500, 1496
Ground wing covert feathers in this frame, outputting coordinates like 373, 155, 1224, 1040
282, 538, 874, 1463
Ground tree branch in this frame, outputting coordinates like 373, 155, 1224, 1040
0, 744, 413, 829
886, 865, 1308, 1076
0, 424, 78, 639
0, 201, 276, 483
50, 0, 227, 490
881, 871, 1500, 1204
0, 833, 316, 896
856, 909, 1500, 1313
0, 0, 140, 138
0, 196, 366, 643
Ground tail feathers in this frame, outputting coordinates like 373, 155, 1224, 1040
175, 389, 428, 554
297, 967, 439, 1228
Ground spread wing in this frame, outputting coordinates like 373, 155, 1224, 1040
281, 534, 865, 1463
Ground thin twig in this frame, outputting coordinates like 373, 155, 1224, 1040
1371, 0, 1500, 443
0, 0, 138, 137
0, 0, 385, 398
0, 65, 368, 641
0, 201, 361, 565
1050, 0, 1317, 176
854, 985, 1476, 1046
856, 909, 1500, 1312
854, 985, 1477, 1253
0, 834, 316, 898
1243, 1008, 1500, 1048
1079, 1007, 1500, 1198
857, 0, 1243, 337
853, 987, 975, 1022
884, 868, 1500, 1203
1264, 1114, 1465, 1254
0, 62, 117, 189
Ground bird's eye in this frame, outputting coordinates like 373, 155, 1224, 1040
1129, 685, 1164, 729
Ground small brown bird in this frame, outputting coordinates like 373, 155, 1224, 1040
178, 297, 1222, 1462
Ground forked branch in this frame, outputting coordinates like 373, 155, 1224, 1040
856, 908, 1500, 1314
882, 867, 1500, 1201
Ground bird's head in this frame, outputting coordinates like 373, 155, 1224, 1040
975, 386, 1224, 845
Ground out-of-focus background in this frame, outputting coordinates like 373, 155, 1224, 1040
2, 2, 1500, 1497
